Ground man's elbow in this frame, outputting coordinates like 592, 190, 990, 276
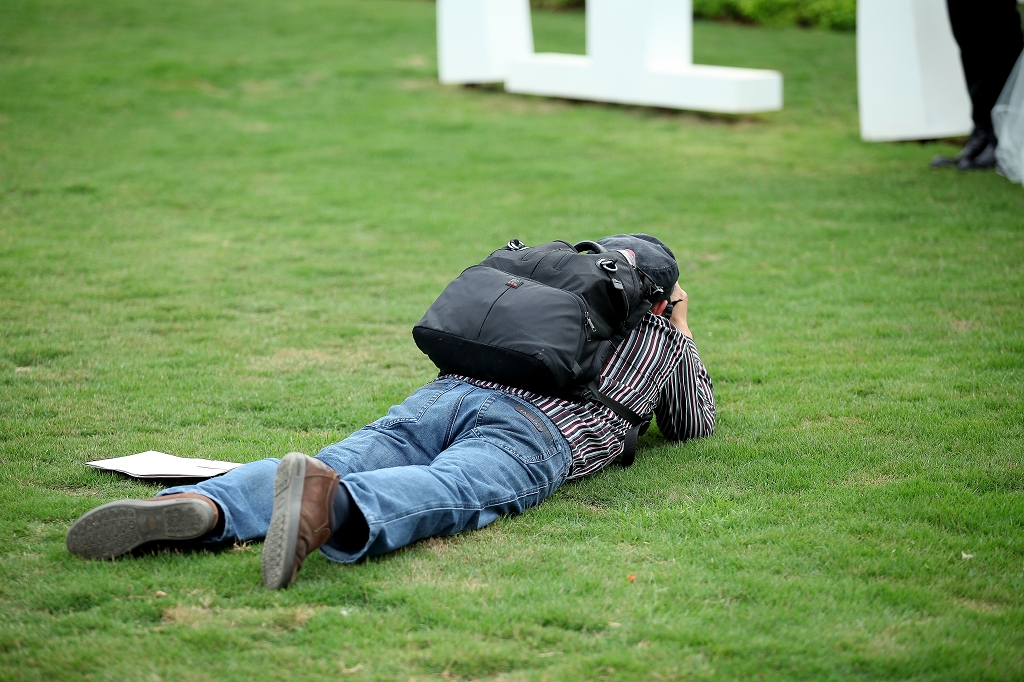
689, 403, 717, 440
661, 414, 715, 442
693, 416, 715, 439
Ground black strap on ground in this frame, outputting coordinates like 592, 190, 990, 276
586, 381, 651, 467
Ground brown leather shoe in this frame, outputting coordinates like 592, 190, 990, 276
66, 493, 219, 560
261, 452, 339, 589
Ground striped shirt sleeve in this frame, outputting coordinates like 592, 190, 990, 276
653, 334, 716, 441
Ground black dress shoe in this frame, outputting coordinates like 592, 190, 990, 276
958, 141, 997, 170
931, 129, 992, 168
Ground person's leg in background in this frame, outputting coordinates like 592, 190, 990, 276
933, 0, 1024, 169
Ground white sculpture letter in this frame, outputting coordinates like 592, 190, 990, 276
437, 0, 534, 85
437, 0, 783, 114
857, 0, 972, 141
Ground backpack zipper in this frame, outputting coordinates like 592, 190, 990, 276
584, 311, 597, 340
610, 276, 630, 318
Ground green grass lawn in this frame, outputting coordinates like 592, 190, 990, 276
2, 0, 1023, 679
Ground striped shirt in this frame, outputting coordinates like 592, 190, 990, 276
446, 312, 715, 480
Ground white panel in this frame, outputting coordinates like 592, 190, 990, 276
506, 58, 781, 113
857, 0, 971, 141
485, 0, 534, 75
913, 0, 972, 134
437, 0, 534, 84
648, 0, 693, 68
437, 0, 489, 84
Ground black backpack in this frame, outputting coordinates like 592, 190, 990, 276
412, 239, 663, 464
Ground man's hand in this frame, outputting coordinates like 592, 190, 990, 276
667, 283, 692, 339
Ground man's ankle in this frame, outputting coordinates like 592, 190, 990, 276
329, 483, 369, 553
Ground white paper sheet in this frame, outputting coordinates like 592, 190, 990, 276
85, 451, 243, 479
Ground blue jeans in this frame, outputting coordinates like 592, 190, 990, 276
160, 380, 572, 562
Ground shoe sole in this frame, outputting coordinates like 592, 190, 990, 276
262, 452, 307, 589
66, 498, 216, 560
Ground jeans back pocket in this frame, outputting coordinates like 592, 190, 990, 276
475, 395, 562, 466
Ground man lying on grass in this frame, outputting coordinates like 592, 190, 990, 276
66, 234, 715, 589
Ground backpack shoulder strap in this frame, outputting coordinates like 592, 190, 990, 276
585, 380, 652, 467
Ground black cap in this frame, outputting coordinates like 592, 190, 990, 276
597, 233, 678, 301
